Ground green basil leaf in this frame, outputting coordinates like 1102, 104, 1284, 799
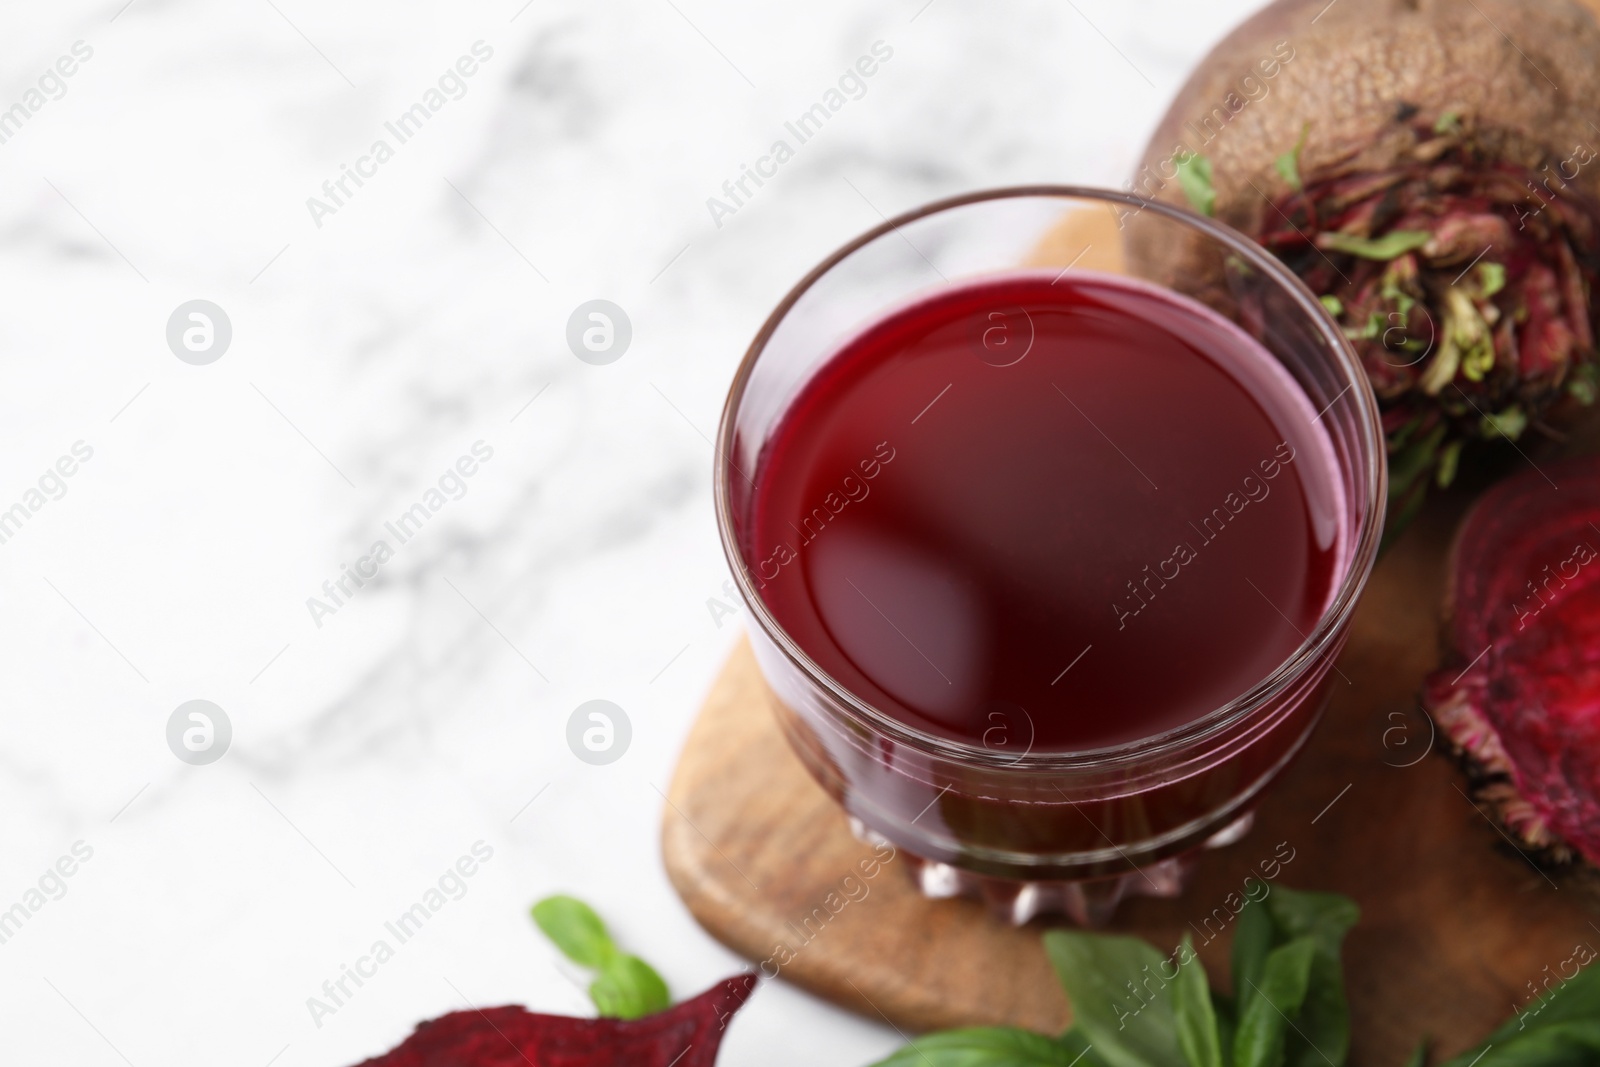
1464, 958, 1600, 1054
1045, 930, 1184, 1067
1319, 230, 1430, 260
1232, 937, 1317, 1067
1060, 1028, 1108, 1066
1262, 885, 1360, 954
1176, 154, 1216, 218
1284, 953, 1350, 1067
1446, 1020, 1600, 1067
1232, 891, 1274, 1010
869, 1027, 1098, 1066
1174, 935, 1223, 1067
1264, 888, 1359, 1067
531, 895, 618, 969
588, 953, 670, 1020
1404, 1038, 1429, 1067
1217, 1003, 1238, 1067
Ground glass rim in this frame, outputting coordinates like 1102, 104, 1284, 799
713, 184, 1388, 771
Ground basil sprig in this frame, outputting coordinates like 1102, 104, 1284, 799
532, 894, 671, 1020
870, 883, 1600, 1067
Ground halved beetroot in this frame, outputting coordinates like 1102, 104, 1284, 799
1424, 457, 1600, 866
351, 974, 757, 1067
1134, 0, 1600, 525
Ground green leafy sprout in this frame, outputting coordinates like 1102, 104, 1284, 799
1319, 230, 1431, 261
1176, 153, 1215, 218
1274, 123, 1310, 193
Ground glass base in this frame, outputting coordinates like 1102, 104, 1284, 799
851, 811, 1256, 926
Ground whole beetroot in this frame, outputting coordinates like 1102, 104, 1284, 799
1130, 0, 1600, 528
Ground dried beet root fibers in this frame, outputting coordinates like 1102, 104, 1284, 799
1424, 457, 1600, 867
350, 974, 757, 1067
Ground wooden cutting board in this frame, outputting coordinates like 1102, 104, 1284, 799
664, 207, 1600, 1062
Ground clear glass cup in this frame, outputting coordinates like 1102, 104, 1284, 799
713, 187, 1386, 925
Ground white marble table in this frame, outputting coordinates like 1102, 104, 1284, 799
0, 0, 1261, 1062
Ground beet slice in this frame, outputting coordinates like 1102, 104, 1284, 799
350, 974, 757, 1067
1424, 457, 1600, 865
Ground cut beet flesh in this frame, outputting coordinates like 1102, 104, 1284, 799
1424, 457, 1600, 865
350, 974, 756, 1067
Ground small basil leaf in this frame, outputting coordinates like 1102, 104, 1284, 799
1284, 953, 1350, 1067
1232, 890, 1274, 1009
1232, 937, 1318, 1067
1263, 888, 1359, 1067
588, 953, 670, 1020
531, 895, 618, 969
1404, 1038, 1428, 1067
1173, 935, 1223, 1067
1044, 930, 1184, 1067
869, 1026, 1099, 1066
1261, 887, 1359, 960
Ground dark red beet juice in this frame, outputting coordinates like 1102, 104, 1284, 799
742, 271, 1345, 753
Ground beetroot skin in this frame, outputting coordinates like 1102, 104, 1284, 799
351, 974, 757, 1067
1424, 457, 1600, 866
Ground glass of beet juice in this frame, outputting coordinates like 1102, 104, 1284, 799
714, 188, 1385, 925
